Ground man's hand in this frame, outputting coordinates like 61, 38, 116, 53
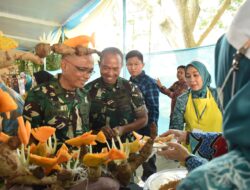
157, 142, 190, 162
101, 126, 116, 140
113, 126, 124, 136
160, 129, 187, 143
156, 78, 163, 88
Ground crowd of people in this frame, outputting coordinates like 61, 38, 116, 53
1, 1, 250, 189
1, 72, 33, 96
158, 1, 250, 189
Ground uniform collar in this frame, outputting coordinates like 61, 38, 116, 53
98, 77, 123, 90
56, 74, 86, 96
130, 70, 145, 82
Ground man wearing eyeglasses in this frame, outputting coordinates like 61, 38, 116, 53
21, 53, 120, 190
23, 54, 94, 145
85, 47, 148, 152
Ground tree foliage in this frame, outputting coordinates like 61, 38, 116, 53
45, 53, 61, 71
129, 0, 245, 49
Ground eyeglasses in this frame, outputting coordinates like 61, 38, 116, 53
65, 59, 95, 76
71, 64, 95, 75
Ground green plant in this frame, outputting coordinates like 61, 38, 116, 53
46, 53, 61, 71
15, 60, 43, 75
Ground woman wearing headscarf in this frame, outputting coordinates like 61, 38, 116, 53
176, 1, 250, 189
171, 60, 222, 133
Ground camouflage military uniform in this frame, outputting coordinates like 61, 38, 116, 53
23, 75, 90, 145
85, 77, 146, 150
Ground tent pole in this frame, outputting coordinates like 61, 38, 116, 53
61, 26, 65, 42
122, 0, 127, 78
43, 58, 46, 71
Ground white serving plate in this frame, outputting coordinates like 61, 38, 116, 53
143, 168, 187, 190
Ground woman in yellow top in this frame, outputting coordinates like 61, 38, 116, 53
171, 60, 222, 133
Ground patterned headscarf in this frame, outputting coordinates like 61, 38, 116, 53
186, 60, 211, 98
215, 0, 250, 161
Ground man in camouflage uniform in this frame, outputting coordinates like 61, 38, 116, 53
84, 47, 148, 152
23, 54, 94, 145
21, 53, 121, 190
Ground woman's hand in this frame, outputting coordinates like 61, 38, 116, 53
160, 129, 187, 143
157, 142, 190, 162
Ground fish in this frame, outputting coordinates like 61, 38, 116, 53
63, 33, 95, 48
0, 31, 18, 50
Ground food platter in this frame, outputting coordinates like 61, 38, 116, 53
144, 168, 187, 190
143, 168, 187, 190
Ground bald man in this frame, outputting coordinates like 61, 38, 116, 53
23, 54, 120, 190
23, 54, 95, 144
